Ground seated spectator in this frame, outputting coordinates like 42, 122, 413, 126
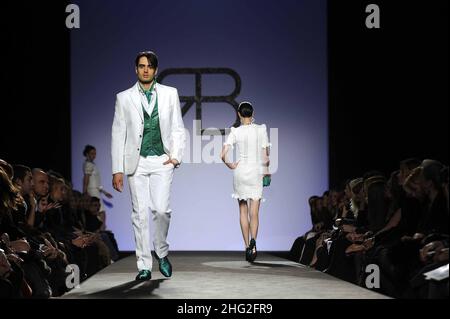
85, 197, 119, 262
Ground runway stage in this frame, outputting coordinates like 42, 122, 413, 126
62, 252, 389, 299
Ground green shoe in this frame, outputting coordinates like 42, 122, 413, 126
159, 257, 172, 277
135, 269, 152, 281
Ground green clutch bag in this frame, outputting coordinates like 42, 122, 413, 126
263, 175, 271, 187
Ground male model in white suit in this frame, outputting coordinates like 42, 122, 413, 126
111, 51, 185, 281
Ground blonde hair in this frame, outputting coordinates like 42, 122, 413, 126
0, 168, 23, 212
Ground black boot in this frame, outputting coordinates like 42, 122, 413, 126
248, 238, 257, 262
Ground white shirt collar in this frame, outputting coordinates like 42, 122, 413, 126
137, 81, 157, 95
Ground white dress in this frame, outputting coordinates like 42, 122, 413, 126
83, 160, 105, 211
224, 123, 271, 202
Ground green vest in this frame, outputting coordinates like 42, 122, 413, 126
140, 82, 165, 157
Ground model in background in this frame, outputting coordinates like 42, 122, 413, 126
221, 102, 271, 262
82, 145, 113, 230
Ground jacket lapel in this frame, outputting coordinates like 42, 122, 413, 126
130, 83, 144, 121
155, 83, 166, 118
155, 83, 168, 142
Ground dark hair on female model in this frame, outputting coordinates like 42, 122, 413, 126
83, 145, 95, 157
238, 102, 253, 118
135, 51, 159, 68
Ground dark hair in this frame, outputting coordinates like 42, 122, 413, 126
421, 159, 444, 188
367, 179, 388, 232
83, 145, 96, 157
238, 102, 253, 118
12, 164, 31, 183
343, 178, 353, 190
308, 195, 319, 205
71, 190, 82, 198
135, 51, 158, 68
400, 158, 422, 170
387, 170, 401, 201
308, 196, 320, 217
441, 166, 449, 185
89, 196, 100, 204
363, 170, 385, 181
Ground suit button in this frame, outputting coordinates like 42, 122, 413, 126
137, 148, 140, 151
139, 135, 142, 138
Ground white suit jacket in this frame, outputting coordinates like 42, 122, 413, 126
111, 82, 186, 175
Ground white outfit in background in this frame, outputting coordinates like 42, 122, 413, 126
111, 82, 185, 272
83, 160, 105, 211
224, 123, 271, 202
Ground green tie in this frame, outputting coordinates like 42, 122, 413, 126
144, 90, 152, 104
140, 81, 156, 104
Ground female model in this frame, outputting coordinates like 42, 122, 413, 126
221, 102, 271, 262
82, 145, 113, 229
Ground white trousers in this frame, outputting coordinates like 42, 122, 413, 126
128, 154, 174, 271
